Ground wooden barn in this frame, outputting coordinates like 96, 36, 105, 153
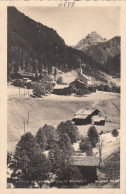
91, 115, 105, 125
11, 71, 35, 81
72, 108, 100, 125
53, 84, 70, 95
71, 156, 99, 182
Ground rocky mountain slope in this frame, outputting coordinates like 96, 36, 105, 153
75, 32, 120, 77
75, 31, 106, 51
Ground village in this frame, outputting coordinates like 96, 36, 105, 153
7, 6, 121, 189
7, 64, 120, 188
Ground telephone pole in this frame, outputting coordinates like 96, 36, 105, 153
27, 111, 29, 125
24, 121, 26, 134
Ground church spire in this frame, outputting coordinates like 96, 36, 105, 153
80, 59, 82, 75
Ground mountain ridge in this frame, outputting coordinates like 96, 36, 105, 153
7, 7, 120, 83
75, 31, 107, 51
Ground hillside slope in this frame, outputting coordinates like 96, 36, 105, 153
7, 7, 90, 78
8, 7, 120, 83
8, 92, 120, 152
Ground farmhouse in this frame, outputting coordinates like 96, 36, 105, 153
72, 108, 100, 125
11, 71, 35, 81
91, 115, 105, 125
71, 155, 99, 182
53, 84, 70, 95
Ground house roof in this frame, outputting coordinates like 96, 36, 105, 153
75, 80, 87, 85
92, 115, 105, 122
75, 108, 97, 115
17, 71, 35, 77
53, 84, 69, 89
71, 156, 99, 167
73, 108, 100, 120
76, 74, 91, 81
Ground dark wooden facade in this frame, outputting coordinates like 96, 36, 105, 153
53, 86, 71, 95
11, 72, 34, 81
72, 109, 100, 125
77, 166, 98, 182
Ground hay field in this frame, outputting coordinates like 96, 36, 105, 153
8, 89, 120, 152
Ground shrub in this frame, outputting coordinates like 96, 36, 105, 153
56, 165, 83, 185
87, 126, 99, 147
35, 128, 47, 151
35, 125, 57, 150
56, 76, 63, 84
29, 153, 51, 182
48, 142, 64, 173
57, 120, 79, 144
44, 82, 53, 93
76, 89, 85, 96
79, 137, 93, 156
10, 132, 43, 181
33, 83, 46, 96
58, 133, 74, 156
111, 129, 119, 138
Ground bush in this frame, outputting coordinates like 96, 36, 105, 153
35, 125, 57, 151
44, 82, 53, 93
35, 128, 47, 151
33, 82, 53, 97
79, 137, 93, 156
76, 89, 86, 96
26, 82, 33, 89
87, 126, 99, 147
10, 132, 43, 181
111, 129, 119, 138
29, 153, 51, 182
33, 83, 46, 96
56, 76, 63, 84
48, 142, 64, 173
58, 133, 74, 156
57, 120, 79, 144
56, 165, 83, 185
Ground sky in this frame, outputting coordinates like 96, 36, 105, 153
17, 6, 120, 46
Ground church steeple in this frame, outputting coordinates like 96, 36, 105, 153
80, 59, 82, 75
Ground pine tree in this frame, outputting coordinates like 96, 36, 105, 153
87, 126, 99, 147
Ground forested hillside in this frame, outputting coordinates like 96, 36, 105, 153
8, 7, 94, 77
7, 7, 120, 81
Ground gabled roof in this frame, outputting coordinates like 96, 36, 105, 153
76, 74, 91, 81
53, 84, 69, 89
92, 115, 105, 122
16, 70, 35, 77
75, 108, 99, 115
73, 108, 100, 120
71, 156, 99, 167
74, 79, 86, 85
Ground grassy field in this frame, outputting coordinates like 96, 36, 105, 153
100, 150, 120, 181
8, 89, 120, 152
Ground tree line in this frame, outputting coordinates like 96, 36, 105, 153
8, 118, 119, 188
